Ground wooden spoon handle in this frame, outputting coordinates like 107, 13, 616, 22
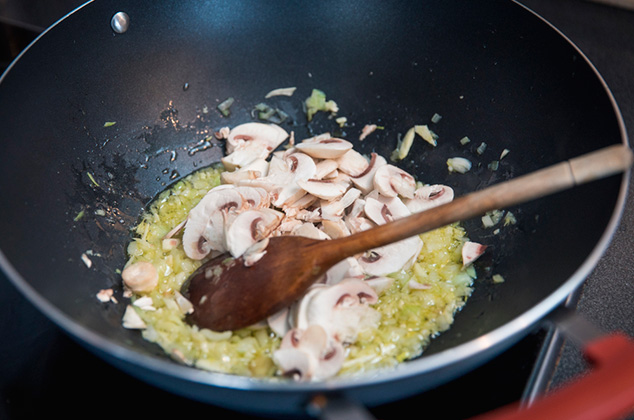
329, 144, 633, 258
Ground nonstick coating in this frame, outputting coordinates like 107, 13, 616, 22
0, 0, 628, 416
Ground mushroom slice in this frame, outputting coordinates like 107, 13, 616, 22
373, 164, 416, 199
272, 347, 316, 381
320, 188, 361, 221
122, 261, 159, 294
291, 222, 331, 240
363, 195, 410, 225
405, 185, 455, 213
462, 241, 487, 267
182, 186, 244, 259
221, 142, 271, 171
358, 235, 423, 276
350, 153, 387, 194
295, 136, 353, 159
296, 179, 349, 201
234, 186, 270, 209
300, 278, 380, 344
325, 257, 364, 285
221, 158, 269, 184
225, 122, 288, 155
225, 208, 283, 258
321, 219, 351, 239
314, 159, 340, 180
336, 149, 370, 177
364, 276, 395, 294
268, 306, 291, 337
271, 153, 318, 207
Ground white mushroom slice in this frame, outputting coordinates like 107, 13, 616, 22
296, 179, 349, 201
291, 222, 331, 240
162, 238, 180, 251
325, 257, 364, 285
302, 279, 380, 343
295, 136, 353, 159
344, 215, 375, 234
359, 235, 423, 276
221, 142, 271, 171
363, 196, 410, 225
295, 208, 322, 223
225, 208, 283, 258
221, 158, 269, 184
462, 241, 487, 266
273, 347, 316, 381
274, 217, 305, 235
405, 185, 455, 213
225, 122, 288, 154
271, 153, 317, 207
234, 186, 270, 209
321, 219, 351, 239
314, 159, 340, 180
242, 238, 270, 267
182, 186, 245, 259
364, 276, 395, 294
268, 306, 291, 337
283, 194, 318, 217
373, 164, 416, 199
121, 261, 159, 294
336, 149, 370, 177
348, 198, 366, 219
350, 153, 387, 194
320, 188, 361, 221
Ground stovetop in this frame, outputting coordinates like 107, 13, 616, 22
1, 1, 634, 419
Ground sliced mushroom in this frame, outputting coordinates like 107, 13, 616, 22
320, 188, 361, 221
182, 186, 245, 259
221, 158, 269, 184
291, 222, 331, 240
363, 195, 410, 225
364, 276, 395, 294
296, 179, 349, 201
295, 136, 353, 159
373, 164, 416, 199
350, 153, 387, 194
225, 208, 283, 258
462, 241, 487, 266
335, 149, 370, 177
321, 219, 351, 239
274, 324, 345, 381
242, 238, 270, 267
314, 159, 339, 180
299, 278, 379, 343
122, 261, 159, 294
358, 235, 423, 276
324, 257, 364, 285
405, 185, 455, 213
225, 122, 288, 154
267, 306, 291, 337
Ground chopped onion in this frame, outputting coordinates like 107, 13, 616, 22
265, 87, 296, 98
414, 125, 438, 146
217, 97, 235, 117
476, 142, 487, 155
447, 157, 472, 173
431, 113, 442, 123
460, 136, 471, 145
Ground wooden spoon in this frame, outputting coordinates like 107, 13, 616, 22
182, 145, 633, 332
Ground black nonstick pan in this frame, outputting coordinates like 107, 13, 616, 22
0, 1, 631, 418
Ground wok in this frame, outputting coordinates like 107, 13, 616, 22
0, 0, 630, 418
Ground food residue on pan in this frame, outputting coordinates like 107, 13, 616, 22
112, 90, 500, 381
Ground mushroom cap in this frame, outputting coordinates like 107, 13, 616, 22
358, 235, 423, 276
363, 195, 410, 225
182, 186, 245, 259
225, 208, 283, 258
296, 179, 349, 201
226, 122, 289, 154
373, 164, 416, 199
405, 184, 455, 213
350, 153, 387, 194
295, 136, 353, 159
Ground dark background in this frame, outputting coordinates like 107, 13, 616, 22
1, 0, 633, 419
